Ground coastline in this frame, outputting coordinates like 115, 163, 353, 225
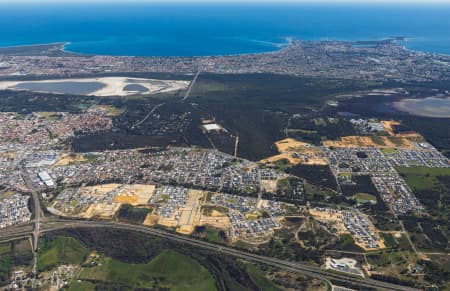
0, 42, 81, 57
60, 37, 294, 58
0, 37, 448, 84
0, 38, 290, 58
60, 42, 88, 57
1, 37, 448, 58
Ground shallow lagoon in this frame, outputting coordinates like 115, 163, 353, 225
0, 77, 189, 97
393, 97, 450, 118
16, 81, 106, 95
123, 84, 149, 93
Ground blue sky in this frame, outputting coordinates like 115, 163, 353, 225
0, 0, 449, 3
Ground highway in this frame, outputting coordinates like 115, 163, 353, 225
18, 163, 42, 288
0, 219, 419, 291
18, 164, 41, 251
182, 70, 200, 101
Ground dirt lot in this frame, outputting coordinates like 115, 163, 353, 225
323, 135, 414, 149
53, 153, 88, 166
275, 138, 310, 152
81, 202, 121, 219
261, 138, 328, 166
260, 179, 278, 193
381, 120, 422, 138
309, 209, 348, 234
143, 214, 159, 226
114, 184, 155, 206
74, 184, 122, 219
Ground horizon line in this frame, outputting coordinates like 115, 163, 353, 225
1, 0, 450, 4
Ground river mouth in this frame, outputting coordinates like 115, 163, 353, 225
392, 97, 450, 118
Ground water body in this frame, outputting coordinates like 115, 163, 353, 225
123, 84, 150, 93
392, 97, 450, 118
15, 82, 105, 95
0, 3, 449, 56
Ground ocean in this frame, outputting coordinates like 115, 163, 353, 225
0, 3, 449, 56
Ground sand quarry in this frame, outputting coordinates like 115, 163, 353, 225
0, 77, 189, 97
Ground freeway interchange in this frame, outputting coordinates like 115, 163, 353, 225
0, 217, 419, 291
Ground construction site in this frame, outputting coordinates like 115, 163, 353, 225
309, 208, 386, 251
261, 138, 328, 166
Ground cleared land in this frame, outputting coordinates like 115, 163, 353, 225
113, 184, 155, 206
199, 205, 231, 231
51, 184, 155, 219
381, 120, 422, 138
53, 154, 88, 167
261, 138, 328, 166
323, 135, 414, 149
